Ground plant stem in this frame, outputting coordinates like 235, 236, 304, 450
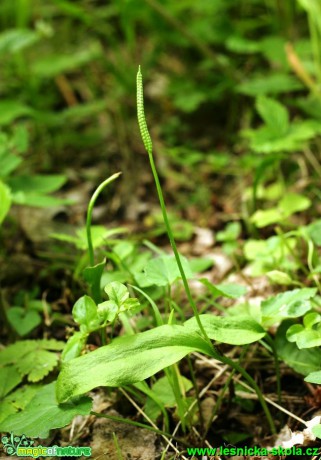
218, 353, 276, 434
86, 172, 121, 266
265, 334, 282, 405
112, 432, 124, 460
147, 149, 212, 344
137, 67, 211, 346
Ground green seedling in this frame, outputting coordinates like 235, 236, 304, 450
276, 321, 321, 377
6, 300, 43, 337
250, 192, 311, 228
287, 312, 321, 349
243, 96, 321, 154
216, 221, 241, 255
244, 234, 299, 276
62, 281, 140, 362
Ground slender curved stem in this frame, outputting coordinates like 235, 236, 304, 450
86, 172, 122, 266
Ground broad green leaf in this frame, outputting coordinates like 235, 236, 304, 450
275, 322, 321, 375
0, 181, 11, 224
99, 282, 140, 321
0, 154, 22, 177
32, 42, 102, 77
244, 236, 297, 267
8, 174, 66, 194
184, 315, 265, 345
259, 36, 288, 66
304, 312, 321, 328
97, 300, 118, 323
305, 371, 321, 384
52, 226, 125, 250
56, 325, 212, 402
59, 99, 108, 124
286, 313, 321, 348
0, 398, 19, 424
0, 382, 92, 438
0, 385, 40, 423
216, 222, 241, 241
261, 288, 316, 326
200, 280, 247, 299
266, 270, 294, 286
279, 193, 311, 215
0, 340, 64, 366
11, 124, 29, 153
188, 257, 214, 273
247, 120, 321, 154
145, 375, 193, 421
83, 260, 105, 286
237, 74, 302, 96
256, 96, 289, 136
287, 327, 321, 349
250, 208, 281, 227
0, 366, 22, 398
297, 96, 321, 121
72, 296, 99, 332
142, 254, 193, 287
251, 194, 310, 228
226, 35, 260, 53
100, 270, 129, 286
0, 101, 32, 125
12, 192, 70, 207
306, 220, 321, 245
17, 350, 59, 382
113, 241, 135, 260
83, 260, 105, 304
61, 332, 88, 362
0, 29, 39, 54
243, 239, 268, 260
105, 281, 129, 305
6, 307, 41, 336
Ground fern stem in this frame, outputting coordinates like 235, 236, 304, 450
136, 66, 211, 345
86, 172, 121, 266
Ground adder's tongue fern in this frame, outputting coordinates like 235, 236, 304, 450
137, 66, 153, 155
136, 65, 212, 347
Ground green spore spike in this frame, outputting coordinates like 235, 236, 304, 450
137, 65, 153, 155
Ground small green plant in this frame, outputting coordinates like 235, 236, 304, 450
6, 297, 45, 337
243, 96, 321, 154
62, 282, 141, 362
53, 67, 276, 438
2, 1, 321, 451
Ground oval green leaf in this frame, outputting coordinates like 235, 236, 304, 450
184, 314, 266, 345
56, 325, 212, 403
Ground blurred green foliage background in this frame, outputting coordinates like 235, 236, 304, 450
0, 0, 321, 220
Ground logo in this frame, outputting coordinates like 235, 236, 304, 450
1, 433, 34, 455
1, 433, 92, 458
